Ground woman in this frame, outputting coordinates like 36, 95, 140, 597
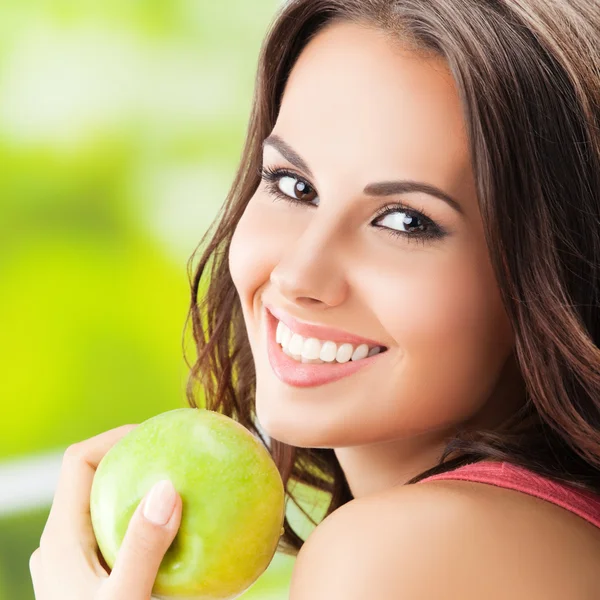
30, 0, 600, 598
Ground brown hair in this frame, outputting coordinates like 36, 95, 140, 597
184, 0, 600, 555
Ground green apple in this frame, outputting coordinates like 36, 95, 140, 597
90, 407, 286, 599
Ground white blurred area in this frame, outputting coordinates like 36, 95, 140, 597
0, 451, 63, 516
0, 27, 241, 145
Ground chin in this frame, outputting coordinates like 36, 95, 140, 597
254, 398, 332, 449
256, 412, 318, 448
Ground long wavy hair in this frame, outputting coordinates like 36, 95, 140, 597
183, 0, 600, 555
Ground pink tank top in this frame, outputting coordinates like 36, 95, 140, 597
419, 461, 600, 529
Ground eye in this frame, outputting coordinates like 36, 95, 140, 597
279, 174, 318, 204
372, 204, 446, 243
260, 166, 319, 206
377, 211, 428, 234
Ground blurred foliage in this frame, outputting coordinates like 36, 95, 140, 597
0, 0, 280, 455
0, 1, 308, 598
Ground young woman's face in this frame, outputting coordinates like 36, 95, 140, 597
229, 21, 521, 449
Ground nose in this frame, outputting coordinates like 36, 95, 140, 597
269, 235, 349, 310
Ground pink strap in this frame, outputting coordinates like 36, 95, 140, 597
419, 461, 600, 529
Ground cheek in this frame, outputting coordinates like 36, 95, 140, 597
372, 245, 512, 424
229, 197, 278, 307
384, 256, 509, 350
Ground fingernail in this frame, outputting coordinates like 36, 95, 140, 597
143, 479, 177, 525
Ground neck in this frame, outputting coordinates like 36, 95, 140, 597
333, 429, 450, 499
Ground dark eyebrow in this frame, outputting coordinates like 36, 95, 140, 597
262, 134, 464, 216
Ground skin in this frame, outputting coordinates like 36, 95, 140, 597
229, 19, 526, 499
289, 478, 600, 599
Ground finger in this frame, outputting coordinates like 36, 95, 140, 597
41, 424, 139, 569
105, 480, 182, 600
29, 548, 44, 599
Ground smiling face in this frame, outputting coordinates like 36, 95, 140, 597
229, 20, 523, 450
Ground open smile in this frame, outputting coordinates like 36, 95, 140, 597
264, 305, 389, 388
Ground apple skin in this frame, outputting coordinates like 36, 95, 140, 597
90, 408, 286, 599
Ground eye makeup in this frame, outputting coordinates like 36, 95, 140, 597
259, 165, 449, 245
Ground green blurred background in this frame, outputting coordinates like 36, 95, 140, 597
0, 1, 325, 598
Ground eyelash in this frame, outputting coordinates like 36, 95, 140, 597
259, 165, 447, 245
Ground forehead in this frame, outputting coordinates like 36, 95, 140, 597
270, 21, 476, 212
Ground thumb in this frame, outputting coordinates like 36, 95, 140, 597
104, 479, 182, 600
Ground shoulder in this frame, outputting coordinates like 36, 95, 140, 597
289, 478, 600, 599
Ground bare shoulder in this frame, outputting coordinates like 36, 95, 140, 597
289, 478, 600, 600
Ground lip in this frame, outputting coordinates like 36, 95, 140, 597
263, 302, 387, 349
264, 305, 386, 388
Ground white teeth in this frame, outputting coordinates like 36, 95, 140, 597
301, 338, 322, 360
320, 341, 337, 362
280, 326, 292, 349
274, 318, 385, 365
336, 343, 354, 363
351, 344, 369, 361
283, 346, 302, 360
288, 333, 304, 356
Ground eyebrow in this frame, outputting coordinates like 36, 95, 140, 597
262, 134, 464, 215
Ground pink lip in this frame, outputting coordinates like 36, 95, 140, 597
264, 305, 386, 388
263, 302, 387, 348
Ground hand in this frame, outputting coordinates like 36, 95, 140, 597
29, 424, 183, 600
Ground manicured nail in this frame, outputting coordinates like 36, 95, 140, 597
143, 479, 176, 525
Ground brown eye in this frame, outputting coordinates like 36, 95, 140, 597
376, 211, 428, 234
260, 166, 320, 206
277, 174, 318, 204
371, 202, 447, 244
